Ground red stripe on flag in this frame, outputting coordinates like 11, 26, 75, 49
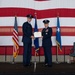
0, 46, 72, 55
0, 26, 75, 36
0, 8, 75, 18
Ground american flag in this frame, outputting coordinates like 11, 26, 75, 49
12, 16, 19, 58
0, 0, 75, 54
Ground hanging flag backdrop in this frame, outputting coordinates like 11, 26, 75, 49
0, 0, 75, 55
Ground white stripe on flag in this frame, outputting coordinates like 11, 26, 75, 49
0, 17, 75, 28
0, 36, 75, 46
0, 0, 75, 10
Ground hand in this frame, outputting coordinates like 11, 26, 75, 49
31, 36, 34, 39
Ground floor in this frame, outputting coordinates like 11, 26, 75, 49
0, 62, 75, 75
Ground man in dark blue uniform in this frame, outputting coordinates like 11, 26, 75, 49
42, 20, 52, 67
22, 14, 34, 67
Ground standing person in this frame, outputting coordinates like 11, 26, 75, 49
42, 20, 52, 67
22, 14, 34, 67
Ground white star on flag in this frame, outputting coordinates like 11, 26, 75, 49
57, 28, 60, 32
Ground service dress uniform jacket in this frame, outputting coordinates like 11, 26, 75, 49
42, 27, 52, 66
22, 21, 33, 66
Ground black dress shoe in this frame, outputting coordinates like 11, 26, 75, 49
44, 63, 48, 67
23, 64, 28, 67
45, 63, 48, 66
48, 65, 52, 67
28, 64, 31, 66
23, 63, 31, 67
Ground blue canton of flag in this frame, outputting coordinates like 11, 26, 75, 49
56, 16, 62, 51
34, 17, 39, 55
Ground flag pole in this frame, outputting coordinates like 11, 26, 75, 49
12, 46, 15, 64
34, 50, 37, 72
12, 57, 15, 64
10, 45, 15, 64
5, 47, 7, 62
39, 48, 40, 62
56, 45, 59, 64
34, 12, 40, 72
